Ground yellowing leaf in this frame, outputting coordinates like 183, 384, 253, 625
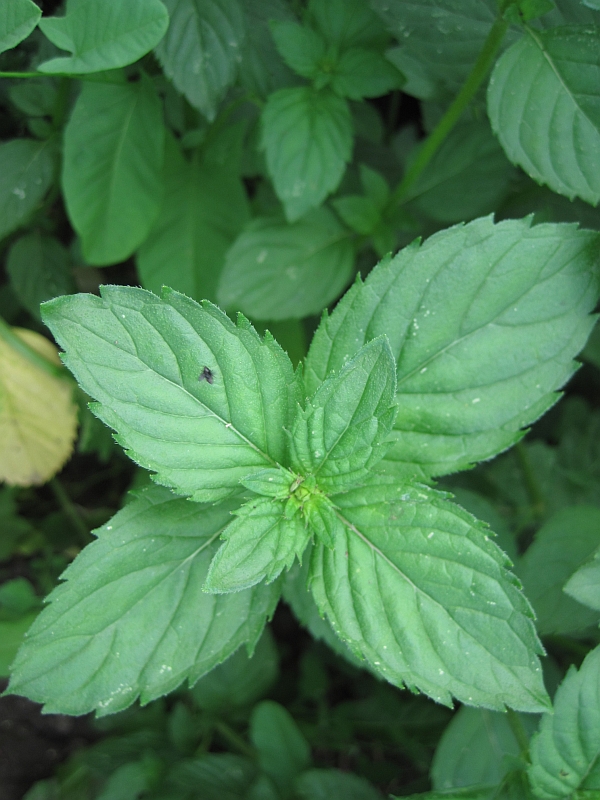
0, 328, 77, 486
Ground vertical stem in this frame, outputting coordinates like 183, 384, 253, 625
506, 708, 531, 762
515, 441, 545, 521
390, 14, 509, 206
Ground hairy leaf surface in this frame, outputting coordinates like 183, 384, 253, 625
38, 0, 168, 74
155, 0, 245, 121
205, 497, 311, 593
488, 25, 600, 206
0, 0, 40, 54
305, 217, 599, 480
309, 478, 549, 711
529, 644, 600, 798
62, 77, 164, 265
261, 87, 353, 222
218, 208, 354, 321
291, 337, 397, 492
41, 286, 300, 502
7, 487, 280, 716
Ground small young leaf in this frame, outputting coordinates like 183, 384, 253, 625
137, 131, 249, 304
517, 506, 600, 635
241, 467, 295, 499
261, 86, 353, 222
155, 0, 245, 121
250, 700, 312, 797
0, 139, 55, 242
295, 769, 382, 800
0, 0, 41, 54
62, 76, 164, 266
7, 233, 75, 320
330, 47, 403, 100
564, 549, 600, 611
41, 286, 301, 502
270, 20, 326, 79
0, 329, 77, 486
218, 208, 354, 321
309, 0, 388, 50
38, 0, 168, 74
488, 25, 600, 206
309, 477, 549, 712
305, 217, 600, 481
290, 337, 397, 492
304, 498, 346, 548
204, 497, 311, 593
529, 644, 600, 798
7, 487, 280, 716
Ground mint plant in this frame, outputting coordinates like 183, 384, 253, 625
3, 0, 600, 797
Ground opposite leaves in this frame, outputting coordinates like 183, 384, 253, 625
41, 286, 301, 502
7, 487, 280, 716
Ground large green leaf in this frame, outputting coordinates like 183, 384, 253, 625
529, 644, 600, 798
309, 477, 549, 712
0, 139, 55, 242
0, 0, 40, 54
62, 76, 165, 265
305, 217, 599, 481
261, 87, 353, 222
6, 487, 280, 716
517, 506, 600, 634
38, 0, 168, 74
488, 25, 600, 206
217, 208, 354, 321
7, 233, 75, 320
155, 0, 245, 121
137, 131, 249, 304
204, 497, 311, 593
291, 337, 397, 492
41, 286, 301, 502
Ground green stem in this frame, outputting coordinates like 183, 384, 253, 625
506, 708, 531, 761
213, 721, 256, 759
515, 441, 545, 521
0, 316, 67, 379
390, 14, 509, 206
52, 77, 71, 131
50, 477, 89, 543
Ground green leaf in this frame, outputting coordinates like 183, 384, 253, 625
397, 790, 496, 800
41, 285, 301, 502
137, 131, 249, 303
304, 498, 346, 549
305, 216, 600, 481
330, 47, 403, 100
403, 120, 516, 224
62, 76, 164, 266
167, 754, 257, 799
488, 25, 600, 206
204, 497, 311, 593
295, 769, 382, 800
238, 0, 295, 98
6, 486, 280, 716
0, 0, 40, 54
38, 0, 168, 74
564, 550, 600, 611
0, 139, 56, 242
290, 337, 397, 493
529, 644, 600, 798
217, 208, 354, 321
155, 0, 245, 121
308, 0, 389, 50
261, 87, 353, 222
0, 613, 38, 678
0, 578, 39, 617
250, 700, 311, 797
0, 488, 35, 562
190, 627, 278, 710
270, 20, 326, 79
517, 506, 600, 634
432, 706, 538, 790
332, 195, 381, 235
309, 477, 549, 712
7, 233, 75, 320
9, 79, 57, 117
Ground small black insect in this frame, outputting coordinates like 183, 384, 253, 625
198, 366, 214, 384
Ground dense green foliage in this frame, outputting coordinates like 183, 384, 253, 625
1, 0, 600, 797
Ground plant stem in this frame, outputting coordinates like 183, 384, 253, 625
506, 708, 531, 761
515, 441, 545, 521
50, 477, 90, 543
213, 721, 256, 759
390, 14, 509, 206
0, 316, 67, 379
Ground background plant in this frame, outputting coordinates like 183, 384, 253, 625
1, 0, 600, 798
